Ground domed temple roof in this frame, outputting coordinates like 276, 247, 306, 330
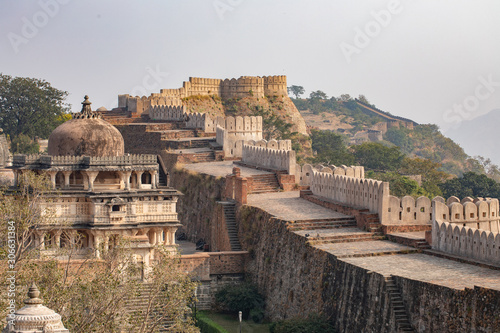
48, 96, 124, 157
3, 283, 69, 332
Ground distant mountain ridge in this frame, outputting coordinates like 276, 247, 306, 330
445, 109, 500, 166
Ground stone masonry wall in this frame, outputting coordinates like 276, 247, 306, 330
238, 204, 500, 332
170, 168, 226, 249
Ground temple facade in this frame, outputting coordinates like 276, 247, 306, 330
10, 96, 182, 267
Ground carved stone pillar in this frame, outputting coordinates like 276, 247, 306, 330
84, 171, 99, 192
62, 171, 72, 188
135, 171, 144, 189
119, 171, 132, 190
150, 170, 158, 189
53, 230, 61, 248
47, 171, 57, 190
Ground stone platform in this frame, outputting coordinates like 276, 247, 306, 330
246, 190, 500, 292
247, 191, 351, 221
183, 160, 273, 178
343, 253, 500, 291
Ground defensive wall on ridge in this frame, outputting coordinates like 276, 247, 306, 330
118, 75, 288, 115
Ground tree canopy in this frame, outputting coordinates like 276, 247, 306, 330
439, 172, 500, 199
287, 85, 305, 99
0, 74, 69, 142
352, 142, 405, 171
310, 129, 354, 166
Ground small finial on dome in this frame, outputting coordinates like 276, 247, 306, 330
24, 282, 43, 306
73, 95, 101, 119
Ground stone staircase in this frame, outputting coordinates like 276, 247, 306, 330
287, 217, 357, 231
249, 174, 280, 194
385, 276, 415, 333
123, 283, 175, 332
221, 201, 242, 251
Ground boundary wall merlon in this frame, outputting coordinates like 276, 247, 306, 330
431, 220, 500, 265
241, 144, 296, 175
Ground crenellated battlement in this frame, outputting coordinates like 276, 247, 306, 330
118, 75, 288, 115
241, 144, 296, 175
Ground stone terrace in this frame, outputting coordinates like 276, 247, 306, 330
183, 160, 273, 178
247, 190, 500, 292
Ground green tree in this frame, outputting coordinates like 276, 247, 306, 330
0, 74, 70, 142
399, 157, 450, 197
384, 127, 413, 154
358, 94, 370, 105
352, 142, 405, 171
287, 85, 305, 99
10, 134, 40, 154
309, 129, 354, 166
439, 172, 500, 199
309, 90, 328, 100
253, 106, 294, 140
215, 283, 265, 322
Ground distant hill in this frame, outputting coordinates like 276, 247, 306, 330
292, 96, 483, 176
445, 109, 500, 166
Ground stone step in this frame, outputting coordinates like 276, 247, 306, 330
287, 220, 357, 231
160, 130, 197, 140
308, 235, 385, 245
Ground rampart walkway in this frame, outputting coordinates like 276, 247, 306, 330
247, 191, 500, 292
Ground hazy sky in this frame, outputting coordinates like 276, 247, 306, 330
1, 0, 499, 135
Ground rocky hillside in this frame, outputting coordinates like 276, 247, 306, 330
182, 94, 308, 135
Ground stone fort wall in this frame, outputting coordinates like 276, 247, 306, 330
241, 144, 296, 175
432, 220, 500, 265
238, 204, 500, 332
119, 75, 288, 115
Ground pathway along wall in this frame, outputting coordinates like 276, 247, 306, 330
237, 204, 500, 332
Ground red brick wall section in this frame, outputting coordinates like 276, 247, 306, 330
235, 177, 248, 204
278, 174, 296, 191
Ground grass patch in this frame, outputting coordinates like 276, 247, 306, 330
200, 311, 270, 333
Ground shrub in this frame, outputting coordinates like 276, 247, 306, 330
215, 283, 265, 321
269, 313, 336, 333
196, 312, 230, 333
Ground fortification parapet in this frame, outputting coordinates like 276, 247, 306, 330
215, 116, 263, 157
297, 164, 364, 186
263, 75, 287, 96
432, 220, 500, 265
241, 144, 296, 175
308, 168, 389, 221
